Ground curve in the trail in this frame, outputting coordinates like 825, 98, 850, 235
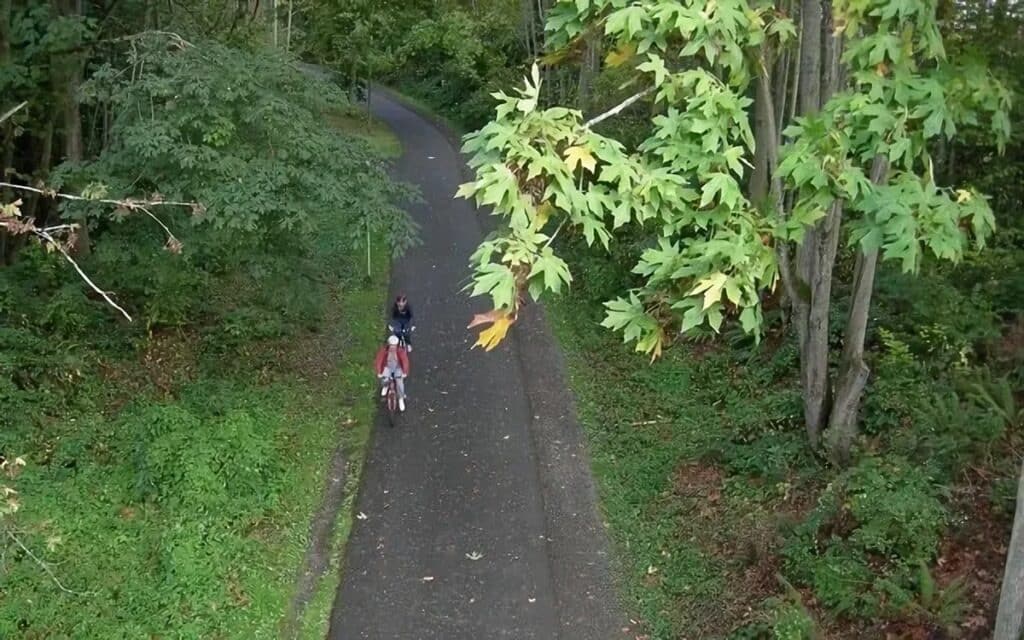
328, 90, 626, 640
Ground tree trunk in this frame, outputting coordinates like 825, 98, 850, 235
577, 31, 600, 114
520, 0, 536, 60
0, 0, 11, 265
994, 455, 1024, 640
751, 49, 773, 203
792, 0, 826, 446
53, 0, 89, 256
271, 0, 277, 47
26, 118, 55, 226
285, 0, 292, 51
826, 155, 889, 462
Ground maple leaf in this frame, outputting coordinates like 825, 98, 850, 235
533, 201, 553, 230
467, 308, 517, 351
605, 42, 637, 67
564, 146, 597, 174
688, 272, 728, 310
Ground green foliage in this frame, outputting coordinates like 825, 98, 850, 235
784, 457, 947, 619
911, 560, 970, 633
67, 37, 416, 254
131, 404, 280, 512
728, 599, 817, 640
768, 600, 818, 640
0, 217, 388, 638
873, 267, 1002, 368
459, 0, 1010, 358
395, 4, 527, 128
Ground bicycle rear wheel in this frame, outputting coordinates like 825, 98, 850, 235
386, 383, 398, 427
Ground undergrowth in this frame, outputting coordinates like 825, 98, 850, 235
548, 232, 1024, 640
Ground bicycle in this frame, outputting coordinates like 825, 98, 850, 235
381, 372, 399, 427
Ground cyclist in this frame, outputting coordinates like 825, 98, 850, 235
389, 294, 414, 352
375, 334, 410, 412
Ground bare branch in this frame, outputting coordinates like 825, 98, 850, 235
0, 182, 199, 320
583, 87, 655, 128
1, 181, 188, 250
6, 530, 92, 597
137, 206, 182, 252
32, 228, 133, 322
0, 102, 28, 126
0, 181, 195, 209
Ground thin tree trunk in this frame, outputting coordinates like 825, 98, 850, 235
0, 130, 12, 265
577, 31, 600, 114
536, 0, 549, 89
0, 65, 16, 264
751, 45, 773, 202
821, 0, 844, 97
826, 155, 889, 462
773, 47, 789, 144
26, 119, 55, 226
792, 0, 826, 446
285, 0, 292, 51
994, 455, 1024, 640
271, 0, 277, 47
520, 0, 536, 60
53, 0, 89, 256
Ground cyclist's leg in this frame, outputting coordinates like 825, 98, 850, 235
395, 371, 406, 399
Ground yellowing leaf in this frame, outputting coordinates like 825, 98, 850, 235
468, 308, 517, 351
538, 48, 570, 66
533, 202, 553, 230
689, 272, 728, 310
955, 189, 972, 204
564, 146, 597, 173
605, 42, 637, 67
474, 315, 513, 351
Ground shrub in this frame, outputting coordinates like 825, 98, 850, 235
728, 599, 818, 640
783, 456, 947, 620
131, 404, 280, 517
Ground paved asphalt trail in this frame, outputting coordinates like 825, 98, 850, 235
328, 90, 625, 640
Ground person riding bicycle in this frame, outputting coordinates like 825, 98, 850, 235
389, 294, 414, 352
375, 334, 410, 412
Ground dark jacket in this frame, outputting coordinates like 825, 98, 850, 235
391, 303, 413, 326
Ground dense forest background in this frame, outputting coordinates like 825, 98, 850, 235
1, 0, 1023, 638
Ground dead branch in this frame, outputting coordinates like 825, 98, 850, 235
0, 181, 195, 209
0, 102, 28, 126
583, 87, 654, 128
0, 182, 201, 320
6, 530, 92, 597
0, 181, 190, 251
33, 227, 133, 322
